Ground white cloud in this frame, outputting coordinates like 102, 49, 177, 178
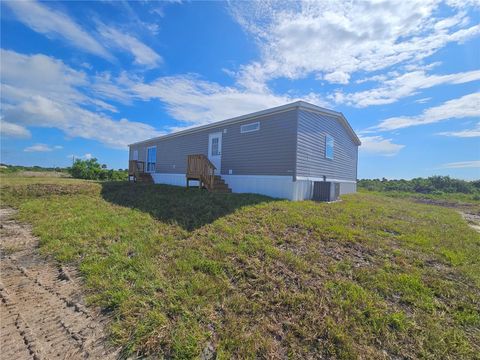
323, 71, 350, 85
5, 1, 163, 68
359, 135, 405, 156
144, 22, 161, 35
437, 122, 480, 137
446, 0, 480, 8
332, 69, 480, 107
376, 93, 480, 131
80, 62, 93, 70
356, 74, 388, 84
0, 120, 31, 138
5, 0, 111, 60
67, 153, 93, 161
115, 73, 330, 130
0, 49, 162, 148
6, 95, 162, 149
129, 74, 292, 126
91, 71, 136, 106
107, 0, 166, 35
439, 160, 480, 169
54, 145, 63, 149
97, 24, 162, 68
228, 1, 480, 88
1, 49, 88, 106
403, 61, 442, 72
415, 97, 432, 104
24, 143, 58, 152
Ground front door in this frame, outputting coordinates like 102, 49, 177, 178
146, 146, 156, 173
208, 132, 222, 175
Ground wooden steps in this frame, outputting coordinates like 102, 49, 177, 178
186, 154, 231, 193
136, 173, 153, 183
210, 175, 232, 193
128, 160, 153, 183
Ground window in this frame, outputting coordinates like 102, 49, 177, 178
211, 137, 220, 156
325, 135, 334, 159
146, 147, 156, 172
241, 122, 260, 133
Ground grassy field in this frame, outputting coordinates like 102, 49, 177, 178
359, 189, 480, 213
1, 174, 479, 359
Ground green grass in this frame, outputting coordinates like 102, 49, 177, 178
359, 188, 480, 213
1, 175, 479, 359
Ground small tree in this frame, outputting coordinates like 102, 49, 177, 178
68, 158, 128, 181
69, 158, 103, 180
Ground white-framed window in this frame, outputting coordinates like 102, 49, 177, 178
211, 137, 220, 156
325, 134, 334, 159
240, 122, 260, 133
146, 146, 156, 172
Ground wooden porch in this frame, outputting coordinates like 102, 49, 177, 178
186, 154, 231, 193
128, 160, 153, 183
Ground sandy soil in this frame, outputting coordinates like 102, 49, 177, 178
460, 211, 480, 233
409, 197, 480, 233
0, 208, 119, 360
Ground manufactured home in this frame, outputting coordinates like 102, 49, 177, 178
128, 101, 360, 201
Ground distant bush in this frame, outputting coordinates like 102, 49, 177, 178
0, 166, 20, 174
68, 158, 127, 181
0, 164, 69, 174
358, 176, 479, 194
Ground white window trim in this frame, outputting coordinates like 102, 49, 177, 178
240, 122, 260, 133
325, 134, 334, 160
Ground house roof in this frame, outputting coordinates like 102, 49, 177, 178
129, 101, 361, 146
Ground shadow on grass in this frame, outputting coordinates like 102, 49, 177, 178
100, 181, 277, 231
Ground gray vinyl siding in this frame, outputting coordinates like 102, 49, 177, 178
296, 109, 358, 181
221, 110, 297, 175
129, 109, 298, 176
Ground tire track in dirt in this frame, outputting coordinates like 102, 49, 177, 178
0, 208, 119, 359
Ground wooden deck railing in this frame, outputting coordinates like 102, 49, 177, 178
129, 160, 145, 176
186, 154, 216, 190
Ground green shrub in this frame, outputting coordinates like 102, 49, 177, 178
68, 158, 127, 181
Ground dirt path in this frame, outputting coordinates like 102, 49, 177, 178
460, 211, 480, 233
0, 208, 119, 360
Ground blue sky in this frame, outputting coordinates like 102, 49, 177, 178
1, 0, 479, 179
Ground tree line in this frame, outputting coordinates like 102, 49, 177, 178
358, 176, 480, 194
1, 159, 128, 181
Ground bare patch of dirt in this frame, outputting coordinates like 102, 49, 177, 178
459, 211, 480, 233
412, 197, 479, 211
409, 197, 480, 233
0, 208, 119, 359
